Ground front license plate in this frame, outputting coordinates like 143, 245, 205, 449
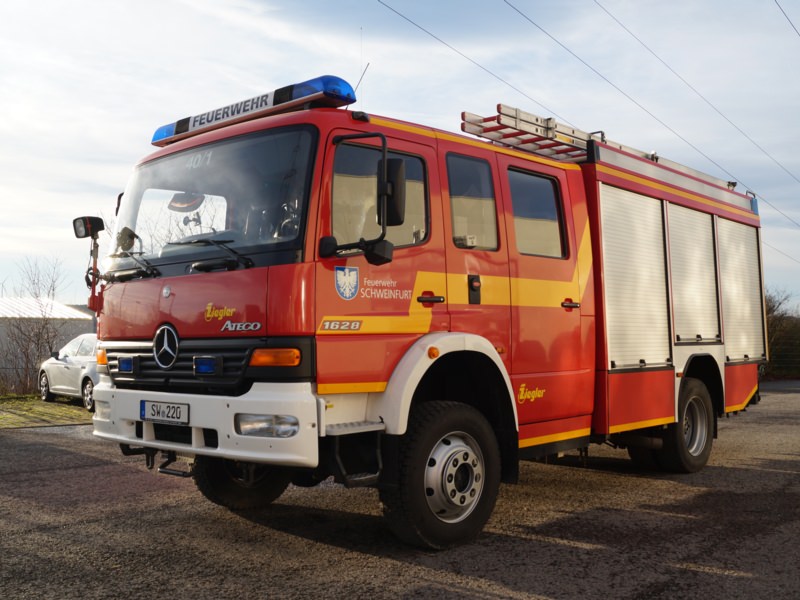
140, 400, 190, 425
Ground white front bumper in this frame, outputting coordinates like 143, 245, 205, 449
92, 380, 320, 467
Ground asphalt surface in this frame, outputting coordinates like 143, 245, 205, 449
0, 381, 797, 599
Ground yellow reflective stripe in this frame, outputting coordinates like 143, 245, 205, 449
608, 416, 674, 434
317, 381, 387, 394
518, 427, 591, 448
726, 385, 759, 413
446, 273, 511, 306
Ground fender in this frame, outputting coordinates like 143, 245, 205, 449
366, 331, 518, 435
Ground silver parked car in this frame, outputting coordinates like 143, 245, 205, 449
39, 333, 99, 411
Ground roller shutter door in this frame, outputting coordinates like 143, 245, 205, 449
600, 184, 671, 368
717, 218, 765, 360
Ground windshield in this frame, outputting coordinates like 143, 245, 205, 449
105, 126, 316, 272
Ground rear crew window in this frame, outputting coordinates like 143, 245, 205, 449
446, 154, 498, 250
508, 169, 566, 258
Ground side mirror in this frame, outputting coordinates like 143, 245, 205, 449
319, 236, 339, 258
73, 216, 105, 239
378, 158, 406, 227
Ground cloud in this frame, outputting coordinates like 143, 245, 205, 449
0, 0, 798, 305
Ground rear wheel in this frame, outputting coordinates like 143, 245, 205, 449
657, 378, 714, 473
39, 372, 54, 402
380, 401, 501, 549
193, 456, 290, 510
82, 379, 95, 412
627, 446, 661, 470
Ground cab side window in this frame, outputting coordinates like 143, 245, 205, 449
508, 168, 566, 258
447, 154, 498, 250
332, 144, 427, 249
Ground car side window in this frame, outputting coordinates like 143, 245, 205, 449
77, 338, 96, 358
447, 154, 498, 250
508, 168, 566, 258
60, 337, 82, 359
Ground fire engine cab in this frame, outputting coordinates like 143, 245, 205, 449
74, 74, 766, 549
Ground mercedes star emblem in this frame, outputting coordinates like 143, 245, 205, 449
153, 324, 179, 369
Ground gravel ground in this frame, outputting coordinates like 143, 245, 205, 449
0, 382, 797, 599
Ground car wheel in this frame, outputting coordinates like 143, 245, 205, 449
82, 379, 95, 412
40, 372, 54, 402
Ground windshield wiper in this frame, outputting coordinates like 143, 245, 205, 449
166, 239, 254, 268
107, 250, 160, 280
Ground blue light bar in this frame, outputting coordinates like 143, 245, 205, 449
151, 75, 356, 147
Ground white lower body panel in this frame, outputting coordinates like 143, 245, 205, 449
92, 380, 320, 467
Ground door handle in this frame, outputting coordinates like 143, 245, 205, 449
561, 300, 581, 309
417, 294, 445, 304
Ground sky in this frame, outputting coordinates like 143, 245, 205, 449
1, 0, 799, 309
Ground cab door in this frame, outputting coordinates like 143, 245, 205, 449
314, 130, 448, 394
439, 144, 512, 372
496, 155, 593, 426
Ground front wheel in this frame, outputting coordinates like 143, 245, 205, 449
657, 378, 714, 473
193, 456, 290, 510
39, 372, 54, 402
380, 401, 501, 550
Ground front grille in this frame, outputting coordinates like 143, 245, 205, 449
108, 338, 252, 396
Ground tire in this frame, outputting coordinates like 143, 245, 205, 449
82, 379, 95, 412
39, 372, 54, 402
657, 378, 714, 473
380, 401, 501, 550
627, 446, 661, 470
193, 456, 290, 510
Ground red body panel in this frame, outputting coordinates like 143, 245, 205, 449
603, 370, 675, 434
101, 269, 269, 340
724, 363, 760, 412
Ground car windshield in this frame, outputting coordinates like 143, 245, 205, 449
105, 126, 316, 272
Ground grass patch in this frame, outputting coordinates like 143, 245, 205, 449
0, 395, 92, 429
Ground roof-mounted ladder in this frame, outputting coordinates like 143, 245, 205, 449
461, 104, 606, 163
462, 103, 740, 192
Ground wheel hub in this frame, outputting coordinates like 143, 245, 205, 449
424, 433, 484, 523
683, 397, 708, 456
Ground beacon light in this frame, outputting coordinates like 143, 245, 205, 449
151, 75, 356, 147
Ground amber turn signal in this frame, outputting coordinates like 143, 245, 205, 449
249, 348, 301, 367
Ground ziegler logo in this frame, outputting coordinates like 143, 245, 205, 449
517, 383, 546, 404
205, 303, 237, 322
220, 320, 262, 332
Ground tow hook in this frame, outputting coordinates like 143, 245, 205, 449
119, 443, 158, 468
118, 444, 193, 477
157, 451, 193, 478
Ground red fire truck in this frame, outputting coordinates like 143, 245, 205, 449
73, 75, 766, 549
